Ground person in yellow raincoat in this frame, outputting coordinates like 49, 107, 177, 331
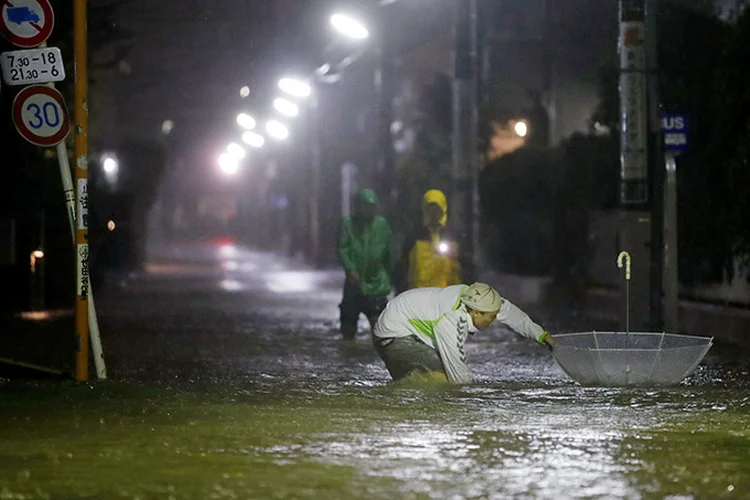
397, 189, 464, 291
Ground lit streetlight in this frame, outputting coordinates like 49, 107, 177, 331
227, 142, 246, 160
239, 86, 250, 98
101, 154, 119, 186
161, 119, 174, 135
330, 13, 370, 40
278, 77, 312, 98
242, 131, 265, 148
266, 120, 289, 140
514, 120, 529, 138
236, 113, 256, 130
218, 152, 240, 175
273, 97, 299, 117
103, 156, 118, 174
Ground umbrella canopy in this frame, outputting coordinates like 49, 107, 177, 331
551, 332, 714, 387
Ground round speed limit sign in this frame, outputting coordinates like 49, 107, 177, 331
12, 84, 70, 147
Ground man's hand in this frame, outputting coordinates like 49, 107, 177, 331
537, 331, 554, 351
346, 271, 360, 284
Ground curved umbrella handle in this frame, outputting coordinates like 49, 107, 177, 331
617, 251, 631, 334
617, 251, 631, 280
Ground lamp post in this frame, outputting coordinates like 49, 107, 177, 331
453, 0, 480, 280
273, 12, 374, 267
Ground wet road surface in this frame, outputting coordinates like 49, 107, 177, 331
1, 242, 749, 499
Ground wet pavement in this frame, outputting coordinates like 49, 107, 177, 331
1, 241, 750, 499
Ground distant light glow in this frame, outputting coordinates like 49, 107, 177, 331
266, 120, 289, 140
242, 131, 265, 148
239, 86, 250, 98
220, 279, 244, 292
437, 242, 449, 254
218, 153, 240, 175
107, 220, 116, 231
218, 245, 237, 259
266, 271, 315, 293
273, 97, 299, 117
330, 13, 370, 40
236, 113, 256, 130
161, 119, 174, 135
278, 77, 311, 98
514, 120, 529, 138
32, 250, 44, 259
103, 156, 118, 174
315, 64, 331, 77
227, 142, 246, 160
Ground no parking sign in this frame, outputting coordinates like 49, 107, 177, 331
12, 84, 70, 146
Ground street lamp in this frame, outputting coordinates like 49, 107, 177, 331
101, 153, 119, 186
236, 113, 256, 130
330, 13, 370, 40
278, 77, 312, 98
242, 131, 265, 148
239, 86, 250, 98
266, 120, 289, 140
227, 142, 246, 160
273, 97, 300, 117
514, 120, 529, 138
218, 152, 240, 175
103, 156, 117, 174
161, 119, 174, 135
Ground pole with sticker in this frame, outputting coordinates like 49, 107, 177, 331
73, 0, 89, 381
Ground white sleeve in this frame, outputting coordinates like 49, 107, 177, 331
433, 311, 472, 384
496, 299, 546, 342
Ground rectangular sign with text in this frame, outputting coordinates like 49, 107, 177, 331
0, 46, 65, 86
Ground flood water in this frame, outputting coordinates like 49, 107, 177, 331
1, 244, 749, 499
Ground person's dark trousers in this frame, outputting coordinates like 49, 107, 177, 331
339, 282, 388, 339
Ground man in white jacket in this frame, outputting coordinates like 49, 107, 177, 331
372, 282, 553, 383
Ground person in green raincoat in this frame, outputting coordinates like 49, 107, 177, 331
338, 188, 394, 340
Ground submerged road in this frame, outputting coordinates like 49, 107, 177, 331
1, 241, 749, 499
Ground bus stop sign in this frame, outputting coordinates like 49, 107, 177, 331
661, 113, 689, 155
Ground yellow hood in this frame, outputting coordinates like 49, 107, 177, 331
422, 189, 447, 228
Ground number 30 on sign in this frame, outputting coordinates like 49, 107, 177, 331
12, 84, 70, 147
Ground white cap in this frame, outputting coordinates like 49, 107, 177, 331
460, 283, 503, 312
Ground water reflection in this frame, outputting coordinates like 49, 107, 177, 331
3, 246, 749, 499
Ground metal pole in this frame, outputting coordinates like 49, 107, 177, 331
52, 138, 106, 379
619, 0, 649, 204
618, 0, 651, 331
39, 38, 106, 379
646, 0, 664, 331
453, 0, 475, 280
663, 154, 678, 331
376, 30, 396, 210
542, 0, 557, 146
309, 93, 321, 267
468, 0, 481, 275
74, 0, 90, 382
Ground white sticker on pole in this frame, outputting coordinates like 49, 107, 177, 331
12, 84, 70, 147
0, 0, 54, 48
1, 46, 65, 85
77, 244, 89, 300
77, 178, 88, 230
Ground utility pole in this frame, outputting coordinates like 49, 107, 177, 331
618, 0, 651, 332
375, 11, 396, 212
309, 93, 321, 267
646, 0, 664, 331
453, 0, 480, 281
542, 0, 557, 147
74, 0, 90, 381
